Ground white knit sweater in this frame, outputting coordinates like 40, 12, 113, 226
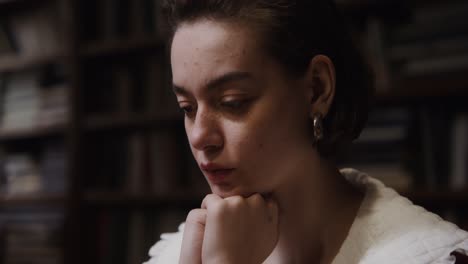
144, 168, 468, 264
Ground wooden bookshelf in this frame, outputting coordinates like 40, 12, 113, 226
336, 0, 466, 15
85, 114, 182, 131
0, 0, 52, 12
83, 191, 203, 208
0, 193, 65, 207
403, 190, 468, 205
0, 125, 65, 142
0, 54, 62, 73
0, 0, 467, 264
81, 37, 163, 57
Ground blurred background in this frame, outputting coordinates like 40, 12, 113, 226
0, 0, 467, 263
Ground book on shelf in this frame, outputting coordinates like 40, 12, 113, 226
450, 113, 468, 191
126, 211, 146, 264
150, 130, 182, 195
86, 131, 183, 195
355, 1, 468, 88
145, 58, 166, 115
92, 209, 186, 264
85, 0, 165, 43
114, 65, 133, 115
0, 142, 66, 196
125, 132, 147, 194
39, 143, 67, 194
390, 1, 468, 45
0, 70, 68, 132
127, 210, 186, 264
415, 106, 454, 190
363, 17, 391, 92
340, 106, 413, 190
0, 210, 63, 264
3, 153, 42, 195
0, 4, 62, 62
84, 58, 174, 117
387, 1, 468, 77
0, 20, 15, 55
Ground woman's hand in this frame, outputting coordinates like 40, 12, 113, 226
179, 208, 207, 264
201, 193, 279, 264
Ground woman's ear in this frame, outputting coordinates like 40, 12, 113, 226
303, 55, 336, 118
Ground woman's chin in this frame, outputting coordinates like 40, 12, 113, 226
210, 185, 266, 199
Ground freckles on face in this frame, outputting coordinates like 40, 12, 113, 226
172, 24, 253, 90
171, 20, 312, 196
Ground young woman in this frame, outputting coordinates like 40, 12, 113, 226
145, 0, 468, 263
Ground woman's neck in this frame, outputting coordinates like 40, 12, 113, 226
264, 153, 364, 264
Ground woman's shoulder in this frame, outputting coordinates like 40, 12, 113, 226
335, 168, 468, 264
143, 223, 184, 264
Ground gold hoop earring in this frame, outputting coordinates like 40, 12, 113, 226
313, 113, 324, 143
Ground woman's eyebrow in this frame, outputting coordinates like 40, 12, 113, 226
172, 71, 253, 96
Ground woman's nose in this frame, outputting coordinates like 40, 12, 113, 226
188, 107, 223, 152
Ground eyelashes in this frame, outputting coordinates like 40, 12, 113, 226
178, 97, 254, 117
219, 98, 251, 110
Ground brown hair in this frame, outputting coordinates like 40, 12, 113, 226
162, 0, 374, 157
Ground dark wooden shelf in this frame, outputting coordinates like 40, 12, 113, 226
83, 191, 204, 208
0, 54, 62, 73
336, 0, 465, 15
0, 124, 65, 142
85, 114, 183, 131
0, 0, 52, 13
81, 37, 163, 57
0, 193, 65, 207
402, 190, 468, 206
375, 71, 468, 102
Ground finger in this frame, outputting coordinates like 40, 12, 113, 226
201, 193, 223, 209
185, 208, 207, 227
180, 209, 207, 264
224, 195, 244, 205
246, 193, 265, 207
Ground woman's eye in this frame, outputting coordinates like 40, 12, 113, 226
221, 100, 246, 109
179, 105, 194, 115
219, 98, 253, 115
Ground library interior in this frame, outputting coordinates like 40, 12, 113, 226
0, 0, 467, 263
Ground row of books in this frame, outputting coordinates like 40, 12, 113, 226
83, 58, 177, 117
88, 209, 186, 264
362, 1, 468, 91
0, 210, 63, 264
0, 142, 67, 196
84, 131, 207, 195
340, 106, 468, 191
80, 0, 166, 43
339, 106, 413, 190
0, 5, 62, 64
0, 70, 68, 132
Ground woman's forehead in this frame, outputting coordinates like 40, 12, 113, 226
171, 20, 260, 65
170, 20, 268, 92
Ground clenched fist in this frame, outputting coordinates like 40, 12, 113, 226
179, 193, 279, 264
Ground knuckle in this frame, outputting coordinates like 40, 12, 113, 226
210, 202, 227, 217
227, 196, 244, 207
250, 193, 264, 204
185, 209, 206, 225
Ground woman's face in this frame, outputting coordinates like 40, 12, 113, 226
171, 20, 315, 198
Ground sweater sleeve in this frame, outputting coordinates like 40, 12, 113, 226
143, 223, 184, 264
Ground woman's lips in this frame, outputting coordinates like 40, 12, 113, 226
200, 163, 234, 184
204, 169, 235, 184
